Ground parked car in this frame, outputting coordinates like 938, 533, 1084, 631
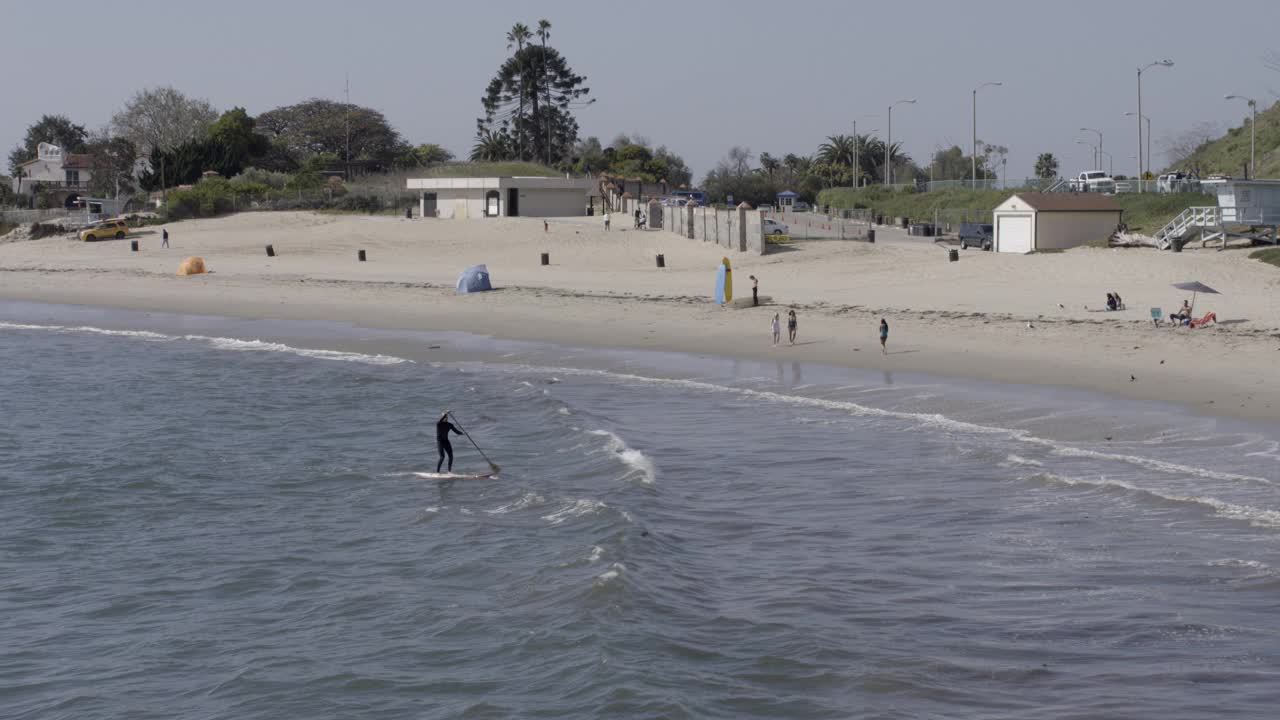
79, 219, 129, 242
763, 218, 789, 236
1067, 170, 1116, 194
1157, 172, 1201, 194
792, 201, 811, 212
958, 222, 993, 250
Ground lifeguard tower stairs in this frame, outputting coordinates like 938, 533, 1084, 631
1154, 178, 1280, 250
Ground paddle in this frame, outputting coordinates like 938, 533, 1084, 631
448, 413, 500, 474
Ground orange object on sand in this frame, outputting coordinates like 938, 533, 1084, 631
1189, 312, 1216, 328
177, 256, 206, 275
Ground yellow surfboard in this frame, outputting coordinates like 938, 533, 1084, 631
722, 257, 733, 303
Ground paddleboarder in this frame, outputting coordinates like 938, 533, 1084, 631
436, 411, 463, 473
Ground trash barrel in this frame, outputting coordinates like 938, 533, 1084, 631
358, 249, 367, 262
875, 214, 884, 226
949, 248, 959, 262
1172, 240, 1182, 253
130, 240, 138, 252
405, 207, 412, 219
867, 229, 876, 243
900, 217, 910, 229
656, 254, 666, 268
266, 244, 275, 257
541, 252, 550, 266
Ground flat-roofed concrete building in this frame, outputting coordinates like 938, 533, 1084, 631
406, 176, 590, 219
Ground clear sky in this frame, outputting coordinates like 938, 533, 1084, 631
4, 0, 1276, 181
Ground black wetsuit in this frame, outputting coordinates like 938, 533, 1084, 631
436, 418, 462, 472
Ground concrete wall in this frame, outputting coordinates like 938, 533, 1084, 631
516, 188, 587, 217
657, 204, 763, 255
1035, 211, 1123, 250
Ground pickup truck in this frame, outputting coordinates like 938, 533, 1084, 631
1067, 170, 1116, 193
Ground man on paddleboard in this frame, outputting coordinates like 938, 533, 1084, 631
436, 411, 463, 473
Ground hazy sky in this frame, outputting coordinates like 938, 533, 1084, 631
5, 0, 1276, 181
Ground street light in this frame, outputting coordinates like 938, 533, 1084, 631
886, 99, 916, 186
1099, 150, 1114, 176
1225, 94, 1257, 178
1080, 127, 1103, 171
1123, 112, 1150, 177
1137, 59, 1173, 192
1076, 140, 1098, 172
972, 82, 1002, 189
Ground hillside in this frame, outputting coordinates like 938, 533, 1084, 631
1164, 99, 1280, 178
817, 186, 1212, 234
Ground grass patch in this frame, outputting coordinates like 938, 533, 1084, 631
412, 161, 561, 178
1164, 99, 1280, 178
817, 186, 1214, 235
1249, 247, 1280, 267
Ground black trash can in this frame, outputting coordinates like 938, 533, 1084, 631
266, 244, 275, 257
867, 229, 876, 243
1171, 240, 1183, 253
949, 248, 959, 262
541, 252, 550, 266
900, 217, 910, 229
130, 240, 138, 252
358, 249, 367, 262
656, 254, 666, 268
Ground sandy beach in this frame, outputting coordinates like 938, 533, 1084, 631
2, 210, 1278, 421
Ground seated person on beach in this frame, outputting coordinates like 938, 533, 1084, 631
1106, 293, 1117, 311
1169, 300, 1192, 324
1112, 291, 1123, 310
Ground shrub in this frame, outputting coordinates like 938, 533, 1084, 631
231, 167, 290, 190
29, 222, 67, 239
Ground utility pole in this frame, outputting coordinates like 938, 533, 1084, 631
344, 72, 351, 181
1225, 94, 1257, 179
1137, 60, 1174, 192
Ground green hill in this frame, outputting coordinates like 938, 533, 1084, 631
817, 186, 1212, 235
1164, 99, 1280, 178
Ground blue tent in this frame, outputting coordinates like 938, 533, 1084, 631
456, 264, 493, 293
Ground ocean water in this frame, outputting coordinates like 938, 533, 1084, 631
2, 305, 1279, 719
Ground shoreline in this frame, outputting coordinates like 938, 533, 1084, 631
2, 212, 1278, 423
2, 270, 1277, 425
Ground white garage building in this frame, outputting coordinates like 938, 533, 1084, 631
992, 193, 1123, 253
406, 176, 590, 219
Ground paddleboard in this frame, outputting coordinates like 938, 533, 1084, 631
714, 257, 733, 305
413, 471, 495, 480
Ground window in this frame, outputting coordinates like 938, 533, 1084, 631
65, 170, 80, 186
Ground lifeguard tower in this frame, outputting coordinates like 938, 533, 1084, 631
1153, 177, 1280, 250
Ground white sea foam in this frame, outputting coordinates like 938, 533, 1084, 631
557, 407, 571, 415
0, 321, 66, 331
184, 335, 410, 366
1029, 471, 1280, 529
505, 365, 1272, 488
1208, 558, 1272, 572
71, 326, 171, 341
486, 492, 545, 515
541, 498, 608, 525
588, 545, 604, 562
589, 429, 657, 484
595, 562, 625, 584
1002, 454, 1044, 468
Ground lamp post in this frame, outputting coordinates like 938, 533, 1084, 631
1076, 141, 1098, 175
1224, 94, 1257, 178
886, 99, 916, 186
1123, 112, 1150, 178
1137, 59, 1174, 192
852, 122, 878, 188
1080, 127, 1103, 171
972, 82, 1001, 189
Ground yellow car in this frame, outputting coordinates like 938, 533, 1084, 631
79, 219, 129, 242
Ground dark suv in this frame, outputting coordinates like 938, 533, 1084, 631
958, 222, 993, 250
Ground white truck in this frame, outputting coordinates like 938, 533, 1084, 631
1067, 170, 1116, 194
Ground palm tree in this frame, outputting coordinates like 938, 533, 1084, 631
817, 135, 856, 171
759, 152, 780, 180
506, 23, 533, 159
471, 128, 509, 161
537, 19, 552, 164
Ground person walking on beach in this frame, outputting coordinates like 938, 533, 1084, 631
161, 228, 169, 248
435, 411, 463, 473
879, 318, 889, 354
634, 208, 641, 229
787, 309, 798, 345
604, 212, 610, 231
544, 220, 549, 233
749, 275, 759, 306
771, 312, 781, 346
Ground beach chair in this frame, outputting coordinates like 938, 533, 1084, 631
1188, 312, 1217, 329
1149, 307, 1162, 327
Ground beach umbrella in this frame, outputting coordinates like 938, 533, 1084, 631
1171, 281, 1220, 313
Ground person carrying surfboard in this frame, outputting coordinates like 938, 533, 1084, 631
436, 411, 463, 473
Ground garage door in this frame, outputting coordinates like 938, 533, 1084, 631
996, 214, 1033, 253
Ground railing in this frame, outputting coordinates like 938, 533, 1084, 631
1154, 206, 1220, 249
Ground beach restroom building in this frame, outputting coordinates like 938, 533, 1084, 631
991, 192, 1123, 253
406, 176, 590, 219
